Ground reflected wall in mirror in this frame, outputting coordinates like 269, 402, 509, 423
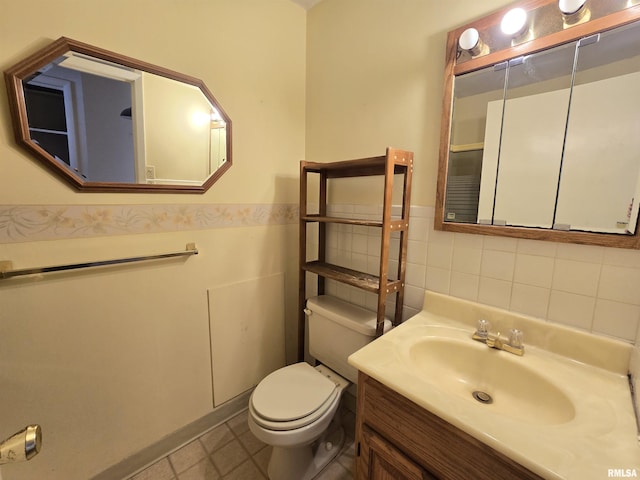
5, 37, 232, 193
437, 0, 640, 248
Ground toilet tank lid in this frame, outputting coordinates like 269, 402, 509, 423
306, 295, 391, 337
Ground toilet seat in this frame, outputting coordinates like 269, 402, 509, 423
250, 363, 340, 431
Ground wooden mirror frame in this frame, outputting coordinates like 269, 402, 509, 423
5, 37, 232, 194
435, 0, 640, 248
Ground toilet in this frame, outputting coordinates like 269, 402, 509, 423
248, 295, 390, 480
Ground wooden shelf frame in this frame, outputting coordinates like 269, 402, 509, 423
298, 147, 414, 361
302, 261, 403, 294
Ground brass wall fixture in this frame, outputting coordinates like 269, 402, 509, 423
0, 425, 42, 465
454, 0, 633, 64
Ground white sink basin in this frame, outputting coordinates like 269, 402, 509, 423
349, 291, 638, 480
407, 336, 575, 425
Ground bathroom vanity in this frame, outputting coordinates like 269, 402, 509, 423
348, 291, 639, 479
355, 373, 542, 479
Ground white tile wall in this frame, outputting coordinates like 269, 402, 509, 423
306, 204, 640, 344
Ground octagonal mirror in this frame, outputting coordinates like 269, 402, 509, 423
5, 37, 232, 193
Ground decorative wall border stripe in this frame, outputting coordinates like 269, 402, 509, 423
0, 204, 299, 243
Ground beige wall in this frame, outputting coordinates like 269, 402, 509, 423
2, 0, 305, 205
0, 1, 304, 479
306, 0, 640, 345
4, 0, 640, 479
305, 0, 513, 205
142, 74, 214, 183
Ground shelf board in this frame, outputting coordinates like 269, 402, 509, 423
302, 261, 401, 294
301, 149, 412, 178
301, 216, 408, 232
450, 142, 484, 153
302, 215, 383, 227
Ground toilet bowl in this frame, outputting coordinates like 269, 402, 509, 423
248, 363, 349, 479
247, 295, 391, 480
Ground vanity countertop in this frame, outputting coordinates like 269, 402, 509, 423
348, 291, 640, 480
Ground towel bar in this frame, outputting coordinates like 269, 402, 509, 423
0, 243, 198, 279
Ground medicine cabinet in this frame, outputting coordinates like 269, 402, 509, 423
436, 0, 640, 248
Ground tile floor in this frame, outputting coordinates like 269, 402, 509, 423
128, 406, 356, 480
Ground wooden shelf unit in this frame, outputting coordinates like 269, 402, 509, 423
298, 147, 414, 361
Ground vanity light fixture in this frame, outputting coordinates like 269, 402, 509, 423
558, 0, 587, 15
458, 28, 484, 56
500, 7, 528, 37
559, 0, 590, 25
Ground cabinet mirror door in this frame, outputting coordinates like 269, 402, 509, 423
437, 1, 640, 248
445, 65, 506, 224
491, 41, 576, 229
556, 21, 640, 234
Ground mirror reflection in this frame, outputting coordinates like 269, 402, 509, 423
6, 37, 231, 193
556, 24, 640, 234
490, 42, 576, 229
444, 19, 640, 235
447, 66, 505, 224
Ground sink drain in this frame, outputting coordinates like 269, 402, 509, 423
472, 390, 493, 404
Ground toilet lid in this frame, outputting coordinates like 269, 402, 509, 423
252, 363, 337, 422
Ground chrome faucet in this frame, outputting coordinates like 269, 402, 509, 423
472, 320, 524, 356
0, 425, 42, 465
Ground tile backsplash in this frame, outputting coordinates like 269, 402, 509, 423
306, 204, 640, 345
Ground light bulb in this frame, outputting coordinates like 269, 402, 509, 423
558, 0, 587, 15
459, 28, 480, 52
191, 111, 211, 127
501, 8, 528, 37
458, 28, 485, 56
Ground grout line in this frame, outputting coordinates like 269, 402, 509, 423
126, 404, 250, 480
246, 447, 269, 479
589, 261, 605, 334
166, 456, 179, 479
197, 437, 223, 479
221, 411, 268, 479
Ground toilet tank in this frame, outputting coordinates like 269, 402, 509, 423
306, 295, 391, 383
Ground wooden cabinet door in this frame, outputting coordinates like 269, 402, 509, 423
360, 425, 437, 480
